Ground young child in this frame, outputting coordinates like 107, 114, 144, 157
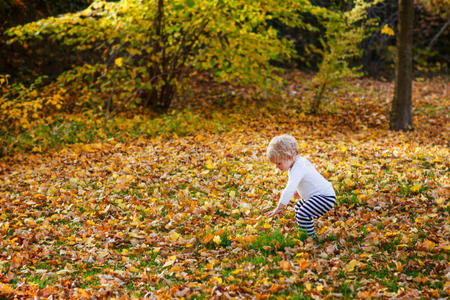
265, 134, 336, 238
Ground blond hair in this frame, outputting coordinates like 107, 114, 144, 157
266, 134, 298, 163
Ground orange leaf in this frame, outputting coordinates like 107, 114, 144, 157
298, 258, 309, 271
33, 193, 46, 201
269, 284, 283, 293
243, 235, 257, 243
279, 260, 291, 271
203, 234, 214, 244
0, 283, 15, 293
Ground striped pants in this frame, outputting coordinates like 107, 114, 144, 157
294, 194, 336, 237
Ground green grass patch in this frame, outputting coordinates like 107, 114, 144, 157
248, 255, 267, 266
380, 235, 402, 252
338, 281, 352, 297
382, 278, 399, 292
338, 192, 361, 207
27, 274, 57, 289
399, 183, 430, 196
249, 229, 297, 255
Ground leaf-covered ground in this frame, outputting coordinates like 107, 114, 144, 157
0, 75, 449, 298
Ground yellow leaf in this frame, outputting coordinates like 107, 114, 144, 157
343, 178, 354, 187
435, 197, 444, 206
162, 255, 177, 268
263, 223, 272, 229
440, 244, 450, 251
209, 276, 222, 285
346, 259, 359, 272
205, 159, 214, 170
330, 176, 339, 182
385, 231, 400, 237
213, 235, 221, 244
232, 268, 243, 274
229, 190, 236, 198
24, 218, 36, 227
410, 185, 421, 193
318, 226, 328, 234
359, 253, 372, 259
77, 288, 90, 297
1, 222, 9, 232
240, 202, 251, 211
115, 57, 123, 67
424, 239, 436, 250
195, 135, 205, 142
170, 232, 180, 241
339, 145, 348, 152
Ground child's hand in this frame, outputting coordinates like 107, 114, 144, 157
265, 203, 286, 218
293, 191, 300, 199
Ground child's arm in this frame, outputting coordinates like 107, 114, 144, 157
265, 191, 299, 217
278, 164, 304, 206
265, 203, 286, 217
266, 162, 304, 218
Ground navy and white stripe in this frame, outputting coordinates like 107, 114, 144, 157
294, 194, 336, 237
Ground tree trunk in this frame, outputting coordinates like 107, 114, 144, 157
390, 0, 414, 131
311, 82, 326, 114
143, 0, 167, 111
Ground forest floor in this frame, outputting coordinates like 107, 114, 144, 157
0, 73, 448, 298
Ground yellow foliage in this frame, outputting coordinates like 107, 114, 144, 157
381, 24, 395, 36
0, 80, 64, 131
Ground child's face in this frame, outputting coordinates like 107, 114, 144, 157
274, 156, 295, 172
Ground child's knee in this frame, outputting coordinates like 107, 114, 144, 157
297, 206, 312, 217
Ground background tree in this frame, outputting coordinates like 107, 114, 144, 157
0, 0, 92, 81
390, 0, 414, 131
306, 0, 381, 114
5, 0, 310, 117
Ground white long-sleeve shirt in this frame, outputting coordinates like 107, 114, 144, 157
279, 156, 335, 206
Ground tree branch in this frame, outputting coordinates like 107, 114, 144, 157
427, 19, 449, 50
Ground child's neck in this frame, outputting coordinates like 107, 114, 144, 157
289, 156, 297, 169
